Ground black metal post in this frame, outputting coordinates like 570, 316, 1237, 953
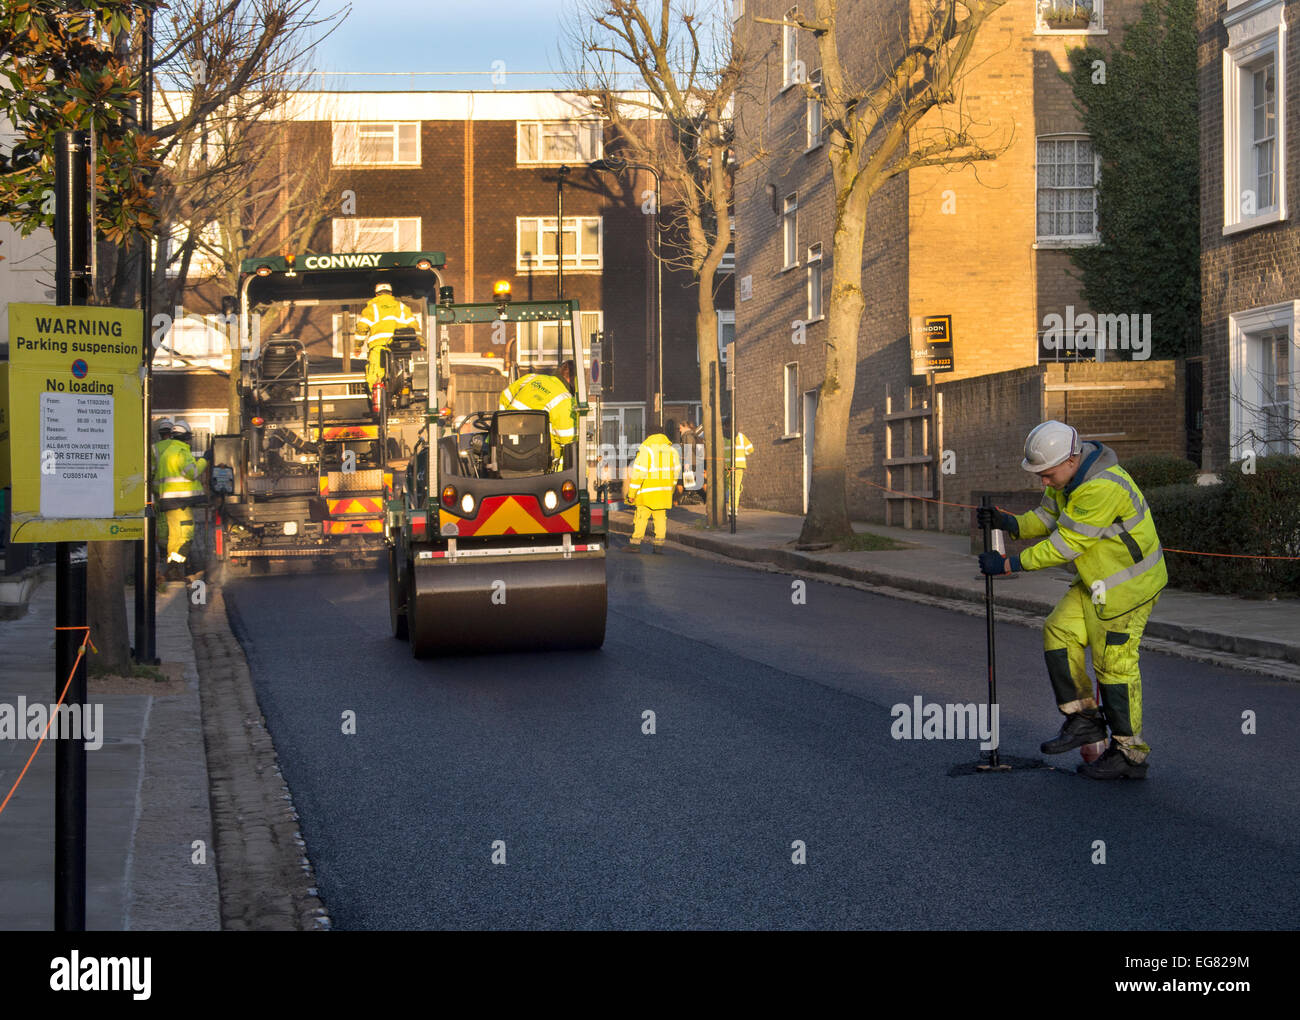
54, 130, 90, 931
979, 495, 1004, 770
135, 7, 157, 663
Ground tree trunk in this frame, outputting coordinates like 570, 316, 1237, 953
88, 541, 133, 673
798, 183, 870, 545
695, 305, 724, 528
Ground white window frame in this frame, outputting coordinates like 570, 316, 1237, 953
1035, 134, 1100, 247
515, 310, 601, 378
782, 6, 802, 90
516, 121, 603, 165
806, 242, 823, 321
516, 216, 603, 272
1034, 0, 1105, 35
714, 310, 735, 365
160, 220, 224, 279
806, 68, 825, 151
332, 217, 421, 253
782, 193, 799, 269
1229, 301, 1299, 456
719, 215, 736, 272
732, 0, 745, 21
783, 362, 800, 438
601, 403, 647, 478
331, 122, 420, 167
152, 312, 232, 369
1222, 0, 1288, 235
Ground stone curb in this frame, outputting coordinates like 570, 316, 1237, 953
189, 586, 330, 931
609, 518, 1300, 673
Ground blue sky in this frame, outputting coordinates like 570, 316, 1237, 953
306, 0, 579, 90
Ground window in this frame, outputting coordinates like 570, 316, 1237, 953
784, 362, 799, 436
782, 6, 801, 88
332, 123, 419, 166
517, 121, 603, 164
806, 243, 823, 320
516, 310, 602, 378
160, 221, 224, 279
806, 68, 825, 150
333, 217, 421, 252
153, 313, 231, 369
1223, 1, 1288, 233
1035, 1, 1103, 33
732, 0, 745, 21
717, 310, 735, 364
782, 194, 798, 268
720, 216, 736, 272
1229, 302, 1299, 456
517, 216, 602, 271
1036, 136, 1099, 244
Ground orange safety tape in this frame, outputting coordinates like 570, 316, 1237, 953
862, 479, 1300, 560
0, 627, 95, 819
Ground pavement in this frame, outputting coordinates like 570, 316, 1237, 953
1, 496, 1296, 931
0, 565, 220, 930
609, 502, 1300, 679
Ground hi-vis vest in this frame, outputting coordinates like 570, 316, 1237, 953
627, 433, 682, 510
155, 440, 207, 505
1014, 441, 1166, 619
499, 373, 575, 454
355, 294, 418, 349
724, 432, 754, 469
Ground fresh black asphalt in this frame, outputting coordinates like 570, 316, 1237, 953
223, 546, 1300, 929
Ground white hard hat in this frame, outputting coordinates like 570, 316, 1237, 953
171, 418, 193, 437
374, 282, 393, 295
1022, 420, 1081, 472
155, 417, 174, 437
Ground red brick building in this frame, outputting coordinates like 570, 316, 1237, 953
730, 0, 1186, 525
155, 91, 731, 458
1199, 0, 1300, 469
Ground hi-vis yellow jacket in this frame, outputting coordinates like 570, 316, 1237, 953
724, 432, 754, 469
154, 439, 207, 505
354, 294, 418, 352
499, 373, 575, 457
1013, 441, 1167, 619
626, 433, 681, 510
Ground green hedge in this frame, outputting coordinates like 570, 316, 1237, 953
1146, 456, 1300, 595
1122, 454, 1199, 491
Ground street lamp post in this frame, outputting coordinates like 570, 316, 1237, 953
588, 157, 661, 425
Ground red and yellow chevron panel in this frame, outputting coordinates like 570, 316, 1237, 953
312, 425, 379, 441
440, 495, 580, 537
328, 496, 383, 516
323, 519, 384, 535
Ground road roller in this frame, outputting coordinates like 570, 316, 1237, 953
386, 289, 608, 657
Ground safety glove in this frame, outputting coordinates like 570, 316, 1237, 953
976, 505, 1019, 537
978, 550, 1021, 575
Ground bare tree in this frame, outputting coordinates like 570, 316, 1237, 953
754, 0, 1008, 543
567, 0, 744, 527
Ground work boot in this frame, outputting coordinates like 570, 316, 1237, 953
621, 543, 641, 554
1040, 708, 1108, 755
651, 544, 664, 555
1078, 740, 1148, 780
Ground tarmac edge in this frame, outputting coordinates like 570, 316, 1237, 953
189, 586, 331, 931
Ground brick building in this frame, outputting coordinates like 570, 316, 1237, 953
730, 0, 1185, 526
1199, 0, 1300, 469
154, 91, 729, 459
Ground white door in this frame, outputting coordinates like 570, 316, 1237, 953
802, 389, 818, 514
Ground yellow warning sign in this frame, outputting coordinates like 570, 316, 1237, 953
6, 304, 146, 542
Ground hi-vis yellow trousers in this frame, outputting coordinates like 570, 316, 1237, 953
1043, 582, 1159, 761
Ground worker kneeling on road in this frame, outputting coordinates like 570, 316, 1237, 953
623, 420, 681, 555
498, 360, 576, 470
355, 282, 419, 396
154, 418, 208, 581
977, 420, 1166, 780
